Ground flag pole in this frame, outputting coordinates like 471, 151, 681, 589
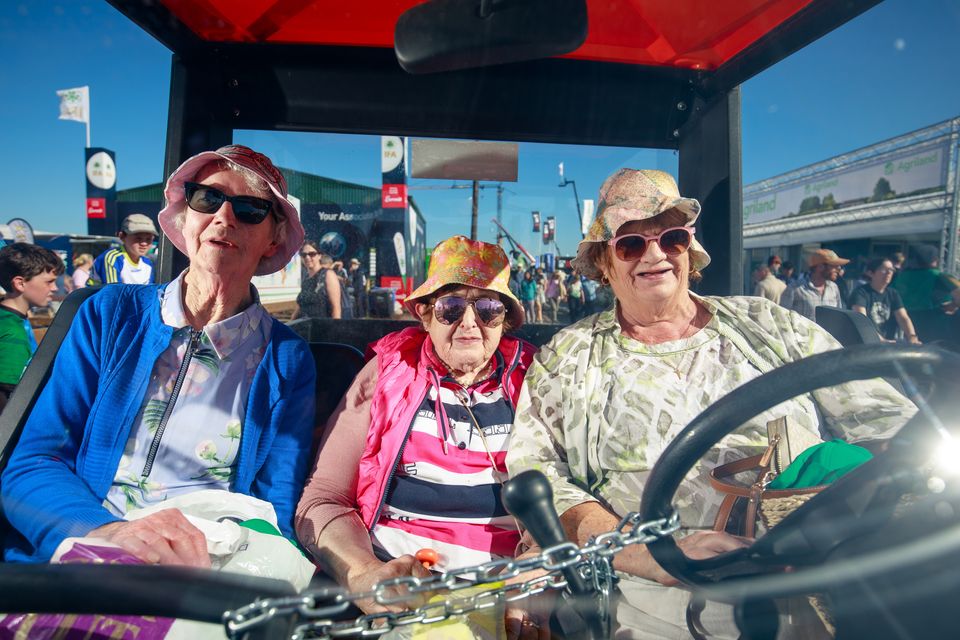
86, 120, 90, 148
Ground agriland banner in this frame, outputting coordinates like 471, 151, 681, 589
744, 141, 949, 225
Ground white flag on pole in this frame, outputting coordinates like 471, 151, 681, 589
56, 86, 90, 123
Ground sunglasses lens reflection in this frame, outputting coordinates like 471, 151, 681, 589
186, 184, 225, 213
659, 229, 692, 255
184, 183, 273, 224
230, 196, 272, 223
614, 228, 692, 261
615, 235, 648, 261
435, 297, 467, 324
434, 297, 506, 326
475, 298, 506, 325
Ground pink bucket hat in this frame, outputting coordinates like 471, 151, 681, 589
571, 169, 710, 279
157, 145, 305, 276
405, 236, 524, 328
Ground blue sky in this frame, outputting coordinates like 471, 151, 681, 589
1, 0, 959, 254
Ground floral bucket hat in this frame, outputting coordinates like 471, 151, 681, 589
158, 144, 305, 276
571, 169, 711, 279
406, 235, 524, 328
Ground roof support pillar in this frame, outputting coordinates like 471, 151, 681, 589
157, 54, 233, 283
944, 120, 960, 275
678, 88, 743, 296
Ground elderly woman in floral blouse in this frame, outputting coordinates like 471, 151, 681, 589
2, 145, 315, 566
506, 169, 916, 638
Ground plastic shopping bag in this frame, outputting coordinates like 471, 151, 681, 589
0, 491, 315, 639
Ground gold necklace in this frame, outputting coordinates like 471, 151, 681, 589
664, 305, 702, 380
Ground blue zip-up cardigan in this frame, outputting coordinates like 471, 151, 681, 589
1, 284, 316, 563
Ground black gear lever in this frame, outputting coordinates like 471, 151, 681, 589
502, 470, 605, 639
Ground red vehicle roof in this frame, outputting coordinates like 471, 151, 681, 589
160, 0, 813, 70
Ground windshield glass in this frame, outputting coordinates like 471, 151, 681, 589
1, 2, 960, 638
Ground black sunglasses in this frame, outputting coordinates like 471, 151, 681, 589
184, 182, 274, 225
607, 226, 696, 262
433, 296, 506, 327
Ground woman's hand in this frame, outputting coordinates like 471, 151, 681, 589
88, 508, 210, 568
505, 603, 551, 640
346, 555, 433, 614
650, 531, 750, 587
611, 530, 750, 587
502, 550, 554, 639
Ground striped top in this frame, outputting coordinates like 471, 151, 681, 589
91, 248, 154, 285
370, 354, 520, 572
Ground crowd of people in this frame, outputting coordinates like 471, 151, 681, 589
509, 264, 601, 324
754, 245, 959, 345
0, 210, 163, 412
292, 241, 368, 320
0, 149, 931, 639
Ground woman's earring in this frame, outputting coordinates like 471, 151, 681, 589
600, 274, 610, 286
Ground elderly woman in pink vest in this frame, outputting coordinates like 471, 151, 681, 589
296, 236, 542, 637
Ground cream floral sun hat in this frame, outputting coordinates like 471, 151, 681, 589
405, 235, 524, 328
571, 169, 711, 279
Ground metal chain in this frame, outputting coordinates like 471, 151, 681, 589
223, 510, 680, 639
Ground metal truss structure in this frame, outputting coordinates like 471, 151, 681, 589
744, 117, 960, 275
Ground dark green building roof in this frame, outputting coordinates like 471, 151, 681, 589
118, 167, 380, 206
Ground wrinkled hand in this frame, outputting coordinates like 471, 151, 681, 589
505, 602, 551, 640
347, 555, 433, 614
610, 529, 749, 586
648, 531, 751, 587
88, 508, 209, 568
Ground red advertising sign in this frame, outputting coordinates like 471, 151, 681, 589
86, 197, 106, 219
381, 184, 408, 208
380, 276, 414, 302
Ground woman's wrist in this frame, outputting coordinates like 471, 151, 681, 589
345, 558, 384, 589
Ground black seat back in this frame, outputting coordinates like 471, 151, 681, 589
0, 287, 100, 555
0, 287, 100, 476
815, 306, 882, 347
308, 342, 366, 435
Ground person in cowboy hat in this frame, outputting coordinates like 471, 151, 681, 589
296, 236, 548, 638
2, 145, 315, 567
506, 169, 915, 638
780, 248, 849, 321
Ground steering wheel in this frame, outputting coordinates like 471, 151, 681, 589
640, 344, 960, 596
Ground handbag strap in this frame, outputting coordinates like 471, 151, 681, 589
711, 453, 826, 538
710, 454, 825, 498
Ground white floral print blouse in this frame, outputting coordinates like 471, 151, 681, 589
506, 295, 916, 529
104, 271, 272, 516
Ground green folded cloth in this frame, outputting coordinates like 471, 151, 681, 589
767, 439, 873, 490
240, 518, 308, 556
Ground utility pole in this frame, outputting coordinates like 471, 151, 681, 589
559, 162, 585, 239
409, 182, 507, 241
496, 184, 504, 244
471, 180, 479, 240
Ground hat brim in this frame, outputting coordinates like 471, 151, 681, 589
601, 196, 702, 234
812, 258, 850, 267
157, 151, 304, 276
405, 281, 525, 329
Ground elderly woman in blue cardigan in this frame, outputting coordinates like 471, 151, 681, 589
2, 145, 315, 566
